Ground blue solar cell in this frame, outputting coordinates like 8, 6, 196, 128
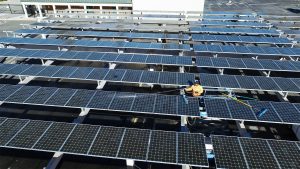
227, 58, 246, 68
211, 57, 230, 67
254, 77, 282, 91
234, 46, 251, 54
277, 48, 295, 56
262, 47, 280, 55
36, 66, 63, 77
109, 92, 135, 111
154, 95, 177, 115
4, 64, 31, 75
5, 85, 40, 103
271, 102, 300, 124
177, 73, 195, 86
65, 89, 95, 107
235, 76, 261, 90
122, 70, 143, 83
17, 49, 40, 57
177, 56, 192, 65
161, 56, 177, 65
290, 61, 300, 70
86, 68, 109, 80
199, 73, 220, 87
69, 67, 94, 79
72, 51, 92, 60
19, 65, 46, 76
242, 59, 264, 69
52, 66, 78, 78
217, 75, 240, 89
226, 100, 257, 120
60, 51, 78, 60
273, 61, 297, 71
115, 54, 133, 62
87, 91, 115, 110
259, 60, 281, 70
247, 46, 266, 54
220, 45, 236, 53
104, 69, 126, 81
140, 71, 159, 84
273, 78, 300, 92
207, 45, 222, 52
86, 52, 105, 61
146, 55, 162, 64
247, 100, 282, 122
194, 44, 208, 52
130, 54, 148, 63
101, 53, 119, 62
45, 88, 77, 106
196, 57, 213, 67
158, 72, 177, 85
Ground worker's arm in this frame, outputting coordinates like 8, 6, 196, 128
185, 86, 193, 92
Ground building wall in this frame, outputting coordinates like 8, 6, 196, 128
132, 0, 205, 13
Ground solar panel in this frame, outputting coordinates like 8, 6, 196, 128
235, 76, 261, 90
177, 96, 200, 116
212, 135, 248, 169
101, 53, 119, 62
196, 57, 213, 67
239, 138, 280, 169
254, 77, 282, 91
227, 58, 246, 68
88, 126, 124, 157
0, 85, 22, 101
65, 89, 95, 107
45, 88, 77, 106
267, 140, 300, 168
146, 55, 162, 64
259, 60, 280, 70
130, 54, 148, 63
154, 95, 177, 115
69, 67, 94, 79
247, 100, 282, 122
131, 93, 156, 113
177, 73, 195, 86
158, 72, 177, 85
4, 64, 31, 74
177, 133, 207, 166
217, 75, 240, 89
87, 91, 115, 110
7, 120, 52, 148
0, 118, 29, 146
147, 131, 176, 163
33, 122, 76, 151
271, 102, 300, 124
104, 69, 126, 81
139, 71, 159, 84
19, 65, 46, 76
37, 66, 62, 77
24, 87, 58, 104
272, 78, 300, 92
109, 92, 135, 111
242, 59, 264, 69
0, 64, 17, 73
60, 124, 100, 154
115, 54, 133, 62
52, 66, 78, 78
226, 100, 256, 120
211, 57, 230, 68
204, 99, 231, 118
199, 73, 220, 87
86, 68, 109, 80
122, 70, 143, 83
274, 61, 297, 71
161, 56, 177, 65
117, 128, 150, 160
5, 86, 40, 103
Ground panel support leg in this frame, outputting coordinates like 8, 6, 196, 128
283, 92, 289, 100
218, 69, 224, 75
126, 159, 134, 169
22, 4, 28, 18
41, 34, 47, 39
18, 76, 24, 83
213, 54, 218, 58
179, 66, 184, 73
45, 152, 63, 169
181, 116, 189, 132
41, 59, 45, 65
267, 71, 271, 77
97, 80, 106, 90
236, 120, 250, 137
182, 165, 189, 169
179, 51, 183, 56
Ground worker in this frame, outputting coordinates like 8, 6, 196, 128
185, 80, 204, 97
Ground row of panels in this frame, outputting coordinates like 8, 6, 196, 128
196, 57, 300, 72
212, 135, 300, 169
189, 21, 270, 28
0, 117, 208, 166
1, 48, 299, 73
204, 98, 300, 124
15, 29, 190, 41
0, 37, 191, 51
190, 27, 279, 36
194, 44, 300, 57
32, 22, 190, 33
1, 63, 300, 93
0, 84, 200, 116
191, 34, 291, 44
200, 73, 300, 93
0, 63, 195, 86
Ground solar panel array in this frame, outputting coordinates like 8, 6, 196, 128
0, 117, 208, 167
196, 57, 300, 72
190, 27, 279, 35
0, 84, 200, 116
0, 48, 193, 66
0, 37, 190, 51
199, 73, 300, 93
204, 98, 300, 124
15, 29, 190, 41
0, 63, 195, 86
191, 34, 291, 44
212, 135, 300, 169
0, 48, 299, 73
202, 15, 259, 21
194, 44, 300, 58
189, 21, 270, 28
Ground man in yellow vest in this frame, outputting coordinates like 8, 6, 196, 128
184, 80, 204, 97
